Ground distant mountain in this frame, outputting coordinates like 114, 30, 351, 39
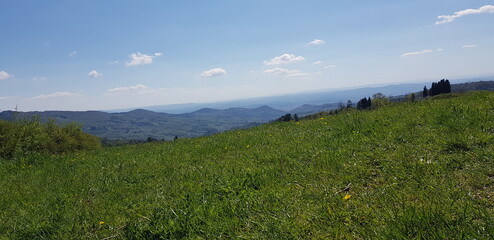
2, 80, 493, 142
451, 81, 494, 92
290, 103, 341, 116
111, 77, 494, 114
116, 82, 430, 114
0, 106, 286, 141
182, 106, 286, 122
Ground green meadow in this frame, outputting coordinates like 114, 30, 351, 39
1, 91, 493, 239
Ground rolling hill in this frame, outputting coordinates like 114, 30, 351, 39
0, 91, 492, 239
0, 106, 286, 141
116, 78, 494, 114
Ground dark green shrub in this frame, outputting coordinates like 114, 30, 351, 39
0, 117, 100, 159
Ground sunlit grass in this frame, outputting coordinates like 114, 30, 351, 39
0, 91, 493, 239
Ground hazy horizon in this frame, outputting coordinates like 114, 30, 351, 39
1, 1, 493, 111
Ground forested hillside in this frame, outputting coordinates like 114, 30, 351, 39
0, 106, 286, 141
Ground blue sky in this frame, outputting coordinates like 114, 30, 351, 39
1, 1, 493, 111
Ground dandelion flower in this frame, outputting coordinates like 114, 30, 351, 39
99, 221, 105, 225
320, 117, 324, 120
343, 194, 351, 200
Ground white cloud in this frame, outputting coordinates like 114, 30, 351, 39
313, 61, 323, 65
68, 51, 77, 58
108, 60, 120, 65
401, 49, 434, 57
324, 65, 336, 69
436, 5, 494, 24
462, 44, 477, 48
125, 52, 161, 66
0, 71, 12, 80
263, 54, 305, 65
308, 39, 325, 45
108, 84, 150, 93
201, 68, 227, 77
30, 92, 81, 100
88, 70, 102, 79
263, 68, 289, 75
263, 67, 309, 77
436, 48, 444, 52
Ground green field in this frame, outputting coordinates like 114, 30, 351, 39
1, 91, 493, 239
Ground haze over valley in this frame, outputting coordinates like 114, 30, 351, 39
1, 2, 494, 112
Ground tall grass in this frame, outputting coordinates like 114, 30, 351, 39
0, 91, 493, 239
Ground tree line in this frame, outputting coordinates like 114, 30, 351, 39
277, 79, 455, 121
423, 79, 451, 97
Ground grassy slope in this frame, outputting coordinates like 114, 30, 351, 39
0, 91, 493, 239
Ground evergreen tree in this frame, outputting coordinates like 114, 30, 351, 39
430, 82, 437, 96
293, 114, 299, 121
357, 97, 371, 110
423, 86, 428, 98
430, 79, 451, 96
445, 79, 451, 93
439, 79, 446, 94
278, 113, 293, 122
346, 100, 353, 109
357, 98, 365, 110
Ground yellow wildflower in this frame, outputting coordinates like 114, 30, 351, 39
99, 221, 105, 225
320, 117, 324, 120
343, 194, 351, 200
